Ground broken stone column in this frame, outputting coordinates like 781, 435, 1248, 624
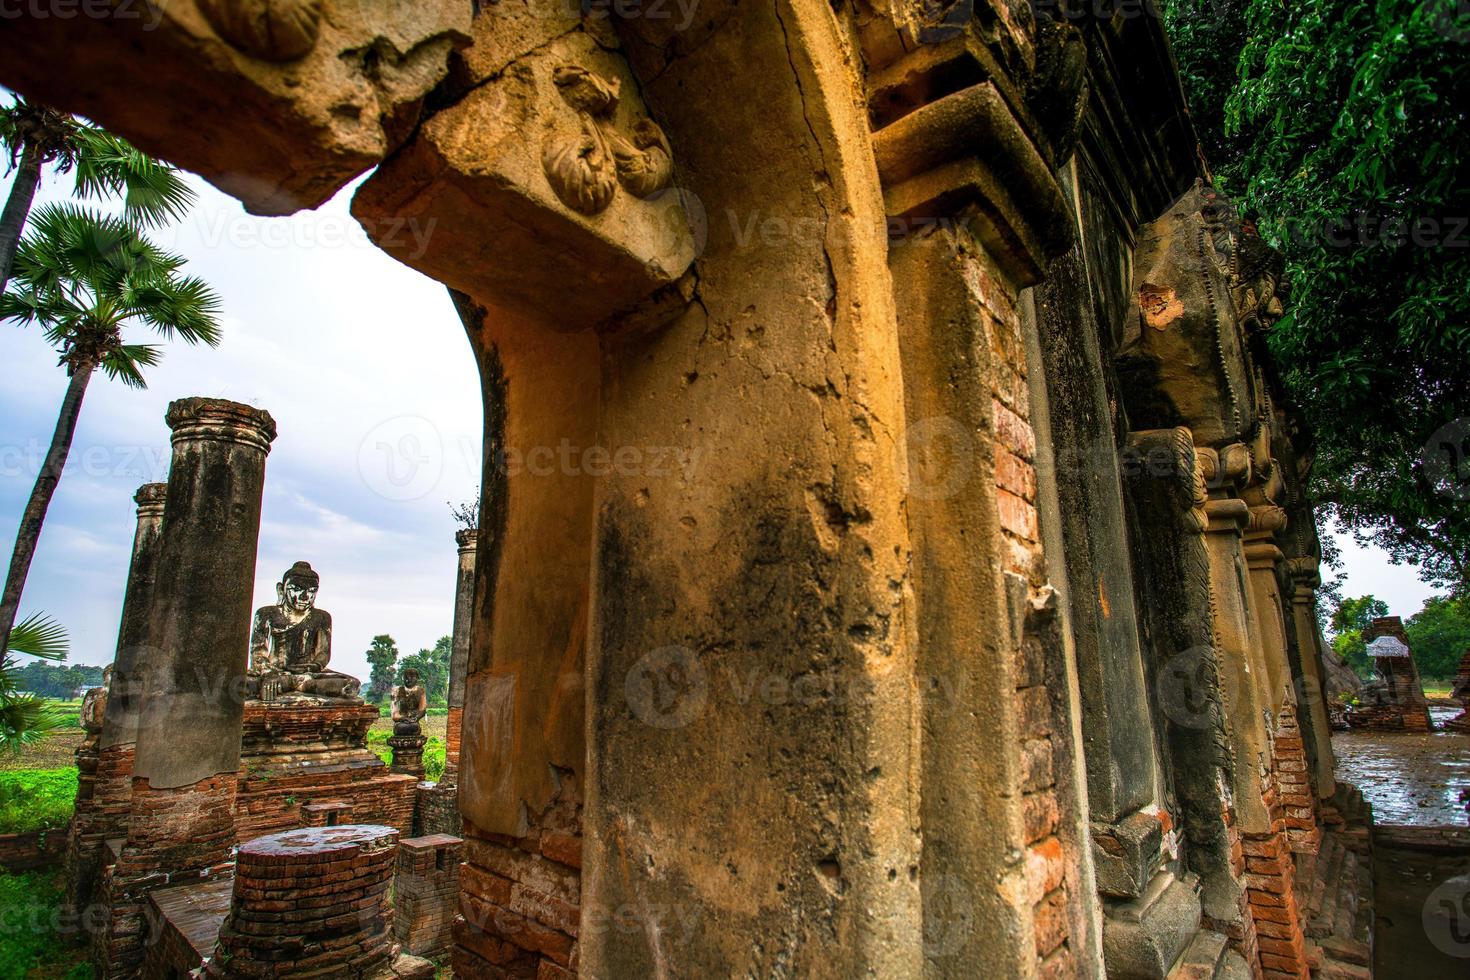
1353, 617, 1433, 731
443, 528, 477, 783
97, 398, 275, 978
68, 483, 167, 922
204, 825, 424, 978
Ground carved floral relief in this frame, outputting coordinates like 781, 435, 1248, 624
542, 65, 673, 217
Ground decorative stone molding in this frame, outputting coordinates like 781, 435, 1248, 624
198, 0, 323, 62
542, 66, 673, 215
1125, 427, 1209, 532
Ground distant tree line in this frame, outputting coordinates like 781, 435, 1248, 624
364, 634, 452, 705
1330, 593, 1470, 681
11, 659, 105, 699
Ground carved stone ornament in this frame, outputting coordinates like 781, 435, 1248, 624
542, 65, 674, 216
198, 0, 323, 63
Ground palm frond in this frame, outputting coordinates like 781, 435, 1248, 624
7, 613, 68, 661
73, 128, 195, 227
100, 344, 161, 389
0, 694, 63, 754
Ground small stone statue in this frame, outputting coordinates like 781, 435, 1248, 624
391, 668, 428, 736
80, 665, 111, 735
248, 562, 362, 702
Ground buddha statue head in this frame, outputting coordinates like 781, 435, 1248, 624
278, 561, 320, 614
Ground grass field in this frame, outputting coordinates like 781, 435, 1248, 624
0, 769, 77, 836
0, 868, 91, 978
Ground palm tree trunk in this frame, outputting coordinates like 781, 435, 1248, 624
0, 141, 43, 295
0, 363, 93, 655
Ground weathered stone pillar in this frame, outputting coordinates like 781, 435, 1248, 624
443, 528, 476, 782
1284, 561, 1338, 799
98, 398, 275, 978
68, 483, 168, 924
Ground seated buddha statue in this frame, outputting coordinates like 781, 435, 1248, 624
391, 668, 428, 736
247, 561, 362, 702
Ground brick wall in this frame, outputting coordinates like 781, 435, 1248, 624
454, 772, 581, 978
965, 249, 1078, 977
0, 829, 66, 872
1273, 703, 1321, 855
395, 834, 462, 958
234, 766, 417, 841
417, 781, 462, 837
97, 775, 238, 976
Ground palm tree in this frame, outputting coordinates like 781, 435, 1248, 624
0, 95, 194, 294
0, 613, 67, 752
0, 204, 222, 655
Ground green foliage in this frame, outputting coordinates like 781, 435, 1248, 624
366, 634, 399, 702
1328, 594, 1389, 679
1405, 594, 1470, 679
9, 661, 103, 699
396, 636, 452, 704
2, 203, 221, 384
6, 613, 67, 661
0, 615, 70, 753
0, 96, 195, 230
1164, 0, 1470, 592
0, 767, 76, 835
0, 868, 92, 978
366, 731, 446, 782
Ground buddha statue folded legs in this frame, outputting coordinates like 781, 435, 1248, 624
248, 561, 363, 703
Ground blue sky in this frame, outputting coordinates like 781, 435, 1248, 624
1, 169, 481, 680
0, 163, 1437, 680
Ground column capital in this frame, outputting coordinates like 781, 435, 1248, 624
166, 397, 277, 454
455, 528, 480, 553
134, 482, 167, 519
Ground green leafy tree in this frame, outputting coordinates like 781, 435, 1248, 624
1164, 0, 1470, 593
365, 634, 399, 702
1328, 594, 1389, 679
1405, 594, 1470, 680
1, 95, 194, 294
0, 205, 220, 656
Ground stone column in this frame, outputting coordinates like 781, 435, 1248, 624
98, 398, 275, 978
443, 528, 476, 782
1284, 560, 1338, 802
66, 483, 167, 921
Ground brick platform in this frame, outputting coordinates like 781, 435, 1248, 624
236, 701, 418, 841
205, 825, 401, 977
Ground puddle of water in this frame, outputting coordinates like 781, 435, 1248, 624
1333, 717, 1470, 826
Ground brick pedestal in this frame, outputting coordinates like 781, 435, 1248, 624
205, 825, 400, 977
395, 834, 461, 959
236, 701, 417, 840
388, 733, 427, 778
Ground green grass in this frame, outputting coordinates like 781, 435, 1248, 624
0, 769, 77, 836
0, 868, 91, 978
366, 731, 447, 782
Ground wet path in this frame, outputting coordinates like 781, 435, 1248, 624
1332, 707, 1470, 825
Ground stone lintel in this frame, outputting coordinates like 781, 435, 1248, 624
354, 30, 696, 329
872, 80, 1072, 287
0, 1, 470, 215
